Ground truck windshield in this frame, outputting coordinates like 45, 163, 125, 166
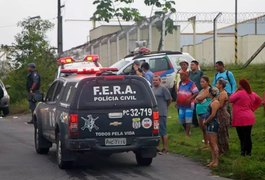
110, 60, 130, 70
77, 78, 154, 110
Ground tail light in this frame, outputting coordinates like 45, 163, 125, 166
68, 114, 79, 138
152, 111, 159, 135
104, 75, 124, 80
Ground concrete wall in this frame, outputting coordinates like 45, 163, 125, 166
91, 26, 181, 65
183, 35, 265, 65
239, 35, 265, 64
63, 24, 181, 66
90, 25, 130, 41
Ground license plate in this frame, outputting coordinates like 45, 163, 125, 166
105, 138, 126, 146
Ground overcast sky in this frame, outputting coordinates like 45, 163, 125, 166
0, 0, 264, 51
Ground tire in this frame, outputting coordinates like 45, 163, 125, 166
56, 133, 73, 169
2, 107, 9, 116
34, 123, 50, 154
135, 153, 153, 166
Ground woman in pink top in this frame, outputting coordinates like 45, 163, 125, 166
230, 79, 262, 156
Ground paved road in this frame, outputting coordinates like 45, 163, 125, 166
0, 114, 227, 180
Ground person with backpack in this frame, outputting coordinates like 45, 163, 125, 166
212, 61, 237, 96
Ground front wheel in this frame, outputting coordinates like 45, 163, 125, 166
135, 153, 153, 166
34, 124, 50, 154
56, 133, 74, 169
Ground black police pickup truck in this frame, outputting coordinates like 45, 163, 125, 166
33, 68, 160, 169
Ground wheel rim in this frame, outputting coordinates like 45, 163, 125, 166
57, 138, 62, 164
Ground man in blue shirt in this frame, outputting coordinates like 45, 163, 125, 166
141, 62, 154, 84
212, 61, 236, 95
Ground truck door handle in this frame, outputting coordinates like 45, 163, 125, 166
108, 112, 123, 119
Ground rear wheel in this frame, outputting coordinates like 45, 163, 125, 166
34, 122, 50, 154
2, 107, 9, 116
135, 153, 153, 166
56, 133, 74, 169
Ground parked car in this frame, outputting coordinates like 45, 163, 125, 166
0, 80, 10, 116
110, 51, 195, 97
33, 67, 159, 169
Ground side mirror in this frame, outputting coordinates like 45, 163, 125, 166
42, 93, 46, 102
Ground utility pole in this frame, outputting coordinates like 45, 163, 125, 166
213, 12, 222, 66
58, 0, 64, 56
234, 0, 238, 64
188, 16, 196, 58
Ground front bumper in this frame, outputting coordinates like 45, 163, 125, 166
65, 136, 160, 153
0, 96, 9, 108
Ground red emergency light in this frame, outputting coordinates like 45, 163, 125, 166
84, 54, 99, 62
60, 67, 118, 75
57, 57, 75, 65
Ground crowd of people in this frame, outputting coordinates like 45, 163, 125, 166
177, 60, 262, 168
26, 59, 263, 169
138, 59, 263, 168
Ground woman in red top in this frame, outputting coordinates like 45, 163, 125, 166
229, 79, 262, 156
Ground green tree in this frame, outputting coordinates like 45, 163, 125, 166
4, 17, 57, 103
92, 0, 176, 51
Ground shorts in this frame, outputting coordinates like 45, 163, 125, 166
206, 119, 219, 133
159, 116, 167, 136
197, 113, 208, 121
178, 108, 193, 124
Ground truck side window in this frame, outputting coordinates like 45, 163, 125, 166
149, 57, 169, 72
122, 60, 145, 74
61, 83, 76, 104
54, 81, 64, 101
46, 82, 57, 102
123, 64, 133, 74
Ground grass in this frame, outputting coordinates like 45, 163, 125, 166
167, 64, 265, 179
9, 99, 30, 114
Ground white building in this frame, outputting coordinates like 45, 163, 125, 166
63, 14, 265, 66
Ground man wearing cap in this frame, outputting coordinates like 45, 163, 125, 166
179, 59, 189, 73
26, 63, 41, 124
129, 60, 143, 77
174, 59, 189, 93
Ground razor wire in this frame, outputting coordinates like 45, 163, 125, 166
173, 12, 265, 23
